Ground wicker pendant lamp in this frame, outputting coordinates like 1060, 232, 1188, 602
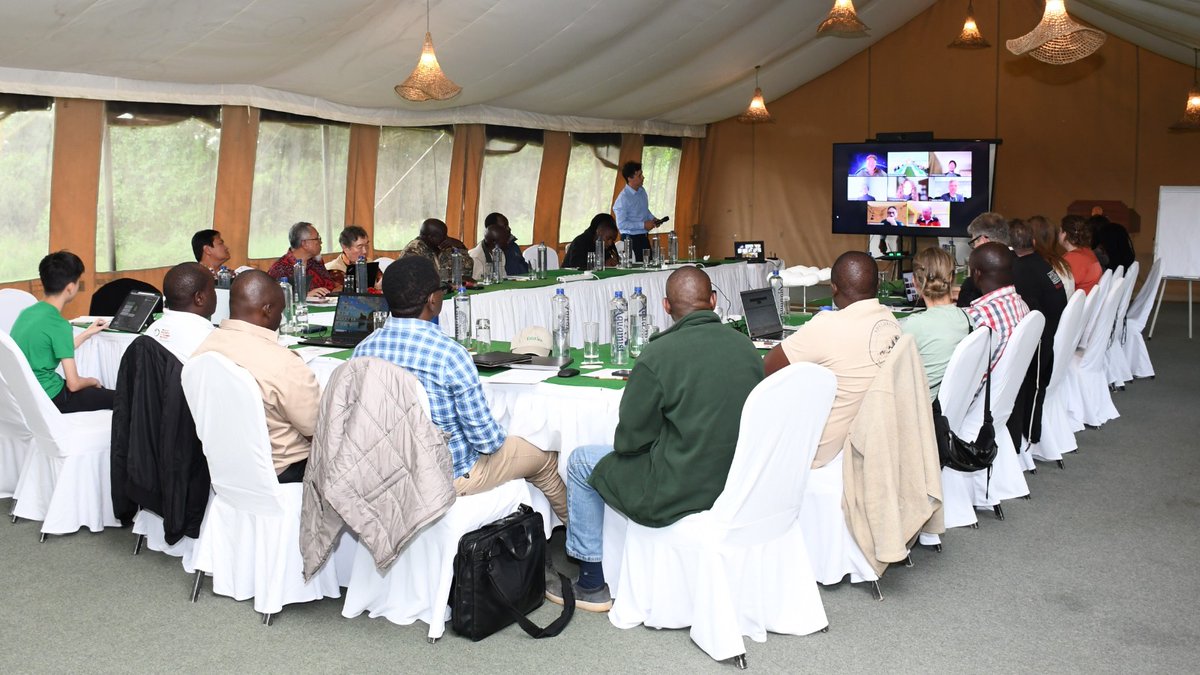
395, 0, 462, 102
1006, 0, 1106, 65
1171, 49, 1200, 131
949, 0, 990, 50
737, 67, 773, 124
817, 0, 868, 37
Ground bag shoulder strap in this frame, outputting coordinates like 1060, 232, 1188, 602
486, 570, 574, 639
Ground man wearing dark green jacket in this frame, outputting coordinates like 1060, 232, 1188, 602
546, 266, 764, 612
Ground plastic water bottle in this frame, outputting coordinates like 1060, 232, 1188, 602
629, 286, 648, 358
454, 287, 472, 348
610, 291, 629, 366
667, 231, 678, 264
536, 242, 548, 280
292, 259, 307, 304
594, 237, 605, 272
550, 288, 570, 358
216, 265, 232, 289
450, 248, 464, 288
769, 269, 789, 321
355, 255, 368, 294
490, 243, 504, 283
279, 277, 294, 335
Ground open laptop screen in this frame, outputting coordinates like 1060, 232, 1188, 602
332, 294, 390, 336
110, 290, 161, 333
740, 287, 783, 338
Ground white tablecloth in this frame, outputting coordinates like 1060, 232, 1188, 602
437, 261, 773, 348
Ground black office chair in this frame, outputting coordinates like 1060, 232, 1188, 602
89, 278, 164, 316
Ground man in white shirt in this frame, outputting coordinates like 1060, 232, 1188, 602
145, 262, 217, 362
612, 161, 667, 263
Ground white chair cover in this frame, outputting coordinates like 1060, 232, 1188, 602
605, 363, 834, 662
521, 245, 560, 270
1123, 257, 1162, 379
0, 368, 33, 499
339, 479, 549, 640
1077, 268, 1114, 350
1030, 290, 1087, 462
801, 452, 879, 585
133, 508, 200, 573
181, 352, 341, 615
233, 265, 255, 275
0, 331, 118, 534
932, 328, 991, 529
1106, 261, 1138, 387
1070, 277, 1126, 428
0, 288, 36, 333
961, 312, 1045, 503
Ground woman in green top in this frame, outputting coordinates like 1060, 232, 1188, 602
9, 251, 113, 412
901, 247, 970, 400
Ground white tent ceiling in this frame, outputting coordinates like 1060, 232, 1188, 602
0, 0, 1194, 137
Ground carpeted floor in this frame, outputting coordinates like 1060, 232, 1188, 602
1, 304, 1197, 674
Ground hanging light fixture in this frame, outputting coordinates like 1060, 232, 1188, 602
1006, 0, 1106, 65
1171, 49, 1200, 130
817, 0, 868, 38
395, 0, 462, 102
737, 66, 773, 124
949, 0, 990, 50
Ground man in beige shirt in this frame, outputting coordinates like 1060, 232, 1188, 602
764, 251, 901, 468
193, 270, 319, 482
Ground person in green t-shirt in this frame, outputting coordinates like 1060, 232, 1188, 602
9, 251, 113, 413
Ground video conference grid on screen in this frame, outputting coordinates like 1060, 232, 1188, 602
831, 141, 994, 238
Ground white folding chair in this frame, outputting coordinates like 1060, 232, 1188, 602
1106, 261, 1138, 389
1030, 290, 1087, 465
521, 245, 560, 270
0, 288, 37, 334
931, 328, 992, 531
1123, 257, 1162, 379
0, 331, 118, 537
1070, 277, 1127, 429
960, 312, 1045, 515
181, 352, 341, 624
603, 363, 834, 667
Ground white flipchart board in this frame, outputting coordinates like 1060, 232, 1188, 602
1155, 186, 1200, 280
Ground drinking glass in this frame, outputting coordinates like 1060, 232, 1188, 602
877, 271, 890, 301
371, 311, 388, 331
582, 321, 601, 367
642, 249, 652, 269
645, 323, 659, 341
586, 251, 597, 271
474, 318, 491, 354
688, 244, 697, 261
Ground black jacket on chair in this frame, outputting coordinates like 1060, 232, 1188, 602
111, 336, 210, 544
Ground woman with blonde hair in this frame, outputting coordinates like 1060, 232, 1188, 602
902, 246, 971, 399
1029, 215, 1074, 297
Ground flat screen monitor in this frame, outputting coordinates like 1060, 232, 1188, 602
833, 140, 997, 238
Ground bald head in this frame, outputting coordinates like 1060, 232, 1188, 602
229, 270, 285, 331
664, 266, 715, 320
830, 251, 879, 306
163, 262, 216, 318
969, 242, 1015, 295
419, 219, 447, 248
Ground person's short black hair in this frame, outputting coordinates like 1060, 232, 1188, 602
191, 229, 220, 262
39, 251, 85, 294
338, 225, 368, 249
382, 256, 443, 318
622, 161, 642, 182
483, 212, 508, 230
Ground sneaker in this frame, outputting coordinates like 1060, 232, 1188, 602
546, 578, 613, 613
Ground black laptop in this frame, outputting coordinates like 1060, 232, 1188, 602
297, 293, 390, 348
108, 290, 162, 334
740, 287, 797, 345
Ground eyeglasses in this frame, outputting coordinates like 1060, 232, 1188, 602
969, 235, 984, 248
303, 237, 322, 243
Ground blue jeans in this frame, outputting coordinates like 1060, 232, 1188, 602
565, 444, 615, 562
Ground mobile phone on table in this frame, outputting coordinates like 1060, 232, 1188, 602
612, 369, 632, 377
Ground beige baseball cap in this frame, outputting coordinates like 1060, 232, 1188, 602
511, 325, 552, 357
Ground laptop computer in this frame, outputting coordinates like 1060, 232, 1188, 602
473, 351, 533, 369
109, 290, 162, 334
211, 288, 230, 326
297, 293, 390, 348
740, 287, 798, 347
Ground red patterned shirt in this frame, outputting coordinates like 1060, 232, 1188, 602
266, 250, 341, 292
966, 285, 1030, 371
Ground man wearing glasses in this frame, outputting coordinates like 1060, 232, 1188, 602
266, 221, 340, 298
956, 212, 1010, 308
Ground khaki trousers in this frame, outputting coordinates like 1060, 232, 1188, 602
453, 436, 568, 523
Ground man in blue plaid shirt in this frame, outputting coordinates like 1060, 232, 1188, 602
353, 256, 567, 522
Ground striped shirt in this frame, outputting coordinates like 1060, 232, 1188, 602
353, 317, 505, 478
966, 285, 1030, 371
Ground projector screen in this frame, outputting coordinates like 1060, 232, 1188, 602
832, 140, 997, 238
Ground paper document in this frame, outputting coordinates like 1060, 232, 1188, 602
292, 345, 348, 363
581, 368, 627, 380
485, 369, 558, 385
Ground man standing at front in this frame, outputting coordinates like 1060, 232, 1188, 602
612, 161, 666, 262
548, 267, 763, 611
763, 252, 901, 469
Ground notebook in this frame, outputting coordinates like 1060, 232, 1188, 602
296, 293, 390, 348
740, 287, 798, 346
108, 290, 162, 334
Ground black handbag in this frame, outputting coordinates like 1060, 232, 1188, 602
933, 327, 998, 476
451, 504, 574, 641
